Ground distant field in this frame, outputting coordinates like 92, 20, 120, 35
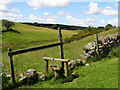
2, 22, 77, 51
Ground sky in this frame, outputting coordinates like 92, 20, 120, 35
0, 0, 119, 27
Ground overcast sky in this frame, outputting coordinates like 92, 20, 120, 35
0, 0, 119, 27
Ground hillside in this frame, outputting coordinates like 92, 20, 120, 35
2, 22, 77, 51
2, 23, 119, 88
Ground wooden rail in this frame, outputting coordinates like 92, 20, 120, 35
8, 42, 63, 56
42, 57, 70, 62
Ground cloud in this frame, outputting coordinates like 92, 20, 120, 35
0, 0, 12, 12
99, 20, 106, 25
80, 6, 85, 9
66, 15, 97, 26
1, 12, 24, 21
0, 5, 9, 12
0, 0, 11, 5
57, 11, 71, 16
11, 8, 21, 13
27, 0, 70, 9
29, 12, 59, 24
57, 11, 65, 15
84, 2, 118, 16
0, 0, 24, 21
84, 2, 100, 14
99, 18, 118, 26
107, 18, 118, 26
101, 6, 118, 16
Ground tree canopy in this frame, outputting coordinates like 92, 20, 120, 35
2, 19, 15, 30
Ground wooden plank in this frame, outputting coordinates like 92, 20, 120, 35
42, 57, 69, 62
64, 62, 68, 77
8, 48, 16, 85
45, 60, 48, 73
95, 34, 100, 55
58, 27, 64, 68
8, 42, 63, 56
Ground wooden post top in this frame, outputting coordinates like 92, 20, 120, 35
42, 57, 70, 62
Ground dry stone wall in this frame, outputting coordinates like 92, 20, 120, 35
82, 32, 120, 59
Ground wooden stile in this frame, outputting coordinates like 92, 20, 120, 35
42, 57, 69, 77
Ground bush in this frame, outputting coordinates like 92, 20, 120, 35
2, 73, 10, 88
64, 32, 93, 43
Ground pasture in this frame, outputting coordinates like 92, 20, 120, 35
2, 23, 118, 88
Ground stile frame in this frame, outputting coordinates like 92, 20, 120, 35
8, 27, 65, 85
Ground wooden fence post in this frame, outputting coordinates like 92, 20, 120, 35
64, 62, 68, 77
95, 34, 99, 55
45, 59, 48, 73
8, 48, 16, 85
58, 27, 64, 69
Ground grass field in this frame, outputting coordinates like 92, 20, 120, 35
2, 22, 77, 51
2, 23, 119, 88
24, 57, 118, 88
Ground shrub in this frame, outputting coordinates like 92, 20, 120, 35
2, 73, 10, 88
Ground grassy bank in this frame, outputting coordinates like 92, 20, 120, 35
24, 56, 118, 88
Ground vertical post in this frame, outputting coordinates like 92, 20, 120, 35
95, 34, 99, 55
55, 71, 59, 79
8, 48, 16, 85
58, 27, 64, 69
64, 62, 68, 77
45, 59, 48, 73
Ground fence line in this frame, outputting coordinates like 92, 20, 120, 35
8, 27, 65, 85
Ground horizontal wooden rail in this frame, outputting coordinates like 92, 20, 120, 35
8, 42, 63, 56
42, 57, 70, 62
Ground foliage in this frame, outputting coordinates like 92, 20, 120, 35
2, 19, 15, 30
2, 73, 10, 89
2, 65, 11, 89
108, 45, 120, 58
64, 32, 93, 43
105, 24, 114, 31
33, 22, 38, 26
51, 24, 59, 29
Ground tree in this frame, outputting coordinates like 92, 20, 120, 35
105, 24, 113, 30
33, 22, 38, 26
2, 19, 15, 30
51, 24, 58, 29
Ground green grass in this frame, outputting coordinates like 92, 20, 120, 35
2, 22, 77, 51
2, 23, 119, 88
24, 57, 118, 88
